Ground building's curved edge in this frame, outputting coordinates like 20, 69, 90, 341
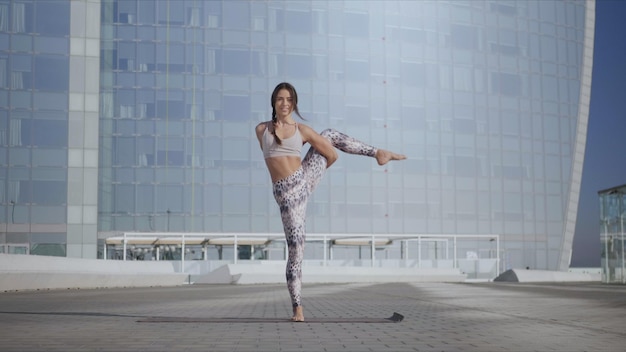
559, 0, 596, 271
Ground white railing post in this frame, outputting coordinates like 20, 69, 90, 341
329, 240, 334, 260
233, 234, 238, 264
371, 235, 375, 267
403, 240, 408, 262
603, 223, 609, 283
181, 233, 185, 273
122, 233, 127, 261
323, 235, 327, 266
619, 215, 626, 284
496, 235, 501, 275
418, 236, 422, 268
453, 236, 457, 269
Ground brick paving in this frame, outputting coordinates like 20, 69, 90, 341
0, 281, 625, 351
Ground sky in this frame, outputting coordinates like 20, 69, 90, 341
571, 0, 626, 267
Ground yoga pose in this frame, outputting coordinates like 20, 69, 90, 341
255, 82, 406, 322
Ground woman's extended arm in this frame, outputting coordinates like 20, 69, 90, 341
299, 124, 338, 168
255, 122, 267, 151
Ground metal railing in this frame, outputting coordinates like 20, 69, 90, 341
102, 232, 500, 278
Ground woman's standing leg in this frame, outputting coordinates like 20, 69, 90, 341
283, 129, 379, 318
273, 170, 308, 320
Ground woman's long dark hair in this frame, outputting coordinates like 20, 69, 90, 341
271, 82, 304, 145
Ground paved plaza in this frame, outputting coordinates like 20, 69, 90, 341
0, 281, 625, 351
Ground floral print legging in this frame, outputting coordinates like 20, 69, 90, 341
272, 129, 377, 307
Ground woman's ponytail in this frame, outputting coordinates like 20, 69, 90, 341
271, 108, 282, 145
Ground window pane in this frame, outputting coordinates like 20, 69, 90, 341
31, 206, 66, 224
32, 181, 66, 204
34, 55, 69, 91
31, 119, 67, 147
35, 1, 69, 36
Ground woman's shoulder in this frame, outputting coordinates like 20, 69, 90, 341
255, 121, 271, 140
296, 123, 313, 132
296, 123, 317, 142
256, 121, 270, 132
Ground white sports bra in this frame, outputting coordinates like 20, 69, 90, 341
262, 123, 302, 159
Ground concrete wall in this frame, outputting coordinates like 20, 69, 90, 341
494, 268, 601, 283
195, 262, 467, 284
0, 254, 187, 291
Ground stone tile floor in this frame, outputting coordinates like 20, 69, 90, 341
1, 281, 624, 351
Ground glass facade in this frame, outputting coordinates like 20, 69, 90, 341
0, 0, 71, 256
96, 0, 594, 271
0, 0, 100, 258
599, 184, 626, 283
0, 0, 595, 270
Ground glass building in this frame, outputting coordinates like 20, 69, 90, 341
0, 0, 595, 271
599, 184, 626, 283
0, 0, 99, 257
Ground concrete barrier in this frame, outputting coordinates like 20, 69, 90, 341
0, 254, 188, 292
494, 268, 601, 283
195, 262, 467, 284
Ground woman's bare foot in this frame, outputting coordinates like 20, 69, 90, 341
375, 149, 407, 166
291, 306, 304, 322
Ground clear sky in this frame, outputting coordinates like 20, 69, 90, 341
571, 0, 626, 267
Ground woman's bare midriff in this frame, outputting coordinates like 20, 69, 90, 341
265, 156, 302, 182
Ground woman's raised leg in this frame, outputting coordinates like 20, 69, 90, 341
318, 128, 405, 165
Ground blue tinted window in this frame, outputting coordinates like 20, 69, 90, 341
402, 62, 425, 87
137, 0, 155, 24
345, 60, 368, 81
31, 119, 67, 147
451, 25, 477, 50
222, 96, 250, 122
286, 54, 312, 79
223, 2, 249, 30
35, 1, 70, 37
222, 50, 250, 75
343, 12, 368, 38
32, 92, 65, 111
157, 150, 184, 166
32, 180, 66, 204
34, 37, 68, 55
114, 137, 135, 166
11, 2, 35, 33
282, 10, 312, 33
114, 184, 135, 213
157, 0, 183, 25
156, 99, 185, 120
491, 72, 522, 96
29, 206, 64, 224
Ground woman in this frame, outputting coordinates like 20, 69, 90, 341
255, 82, 405, 322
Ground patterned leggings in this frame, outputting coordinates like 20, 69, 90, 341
272, 129, 377, 307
